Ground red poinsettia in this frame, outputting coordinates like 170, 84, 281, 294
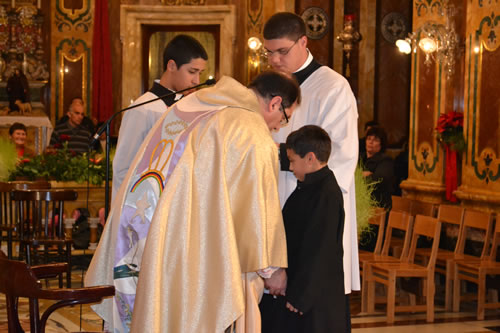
435, 111, 465, 152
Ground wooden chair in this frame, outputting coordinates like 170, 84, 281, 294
0, 250, 114, 333
410, 200, 438, 217
391, 195, 412, 213
359, 207, 387, 257
0, 181, 51, 259
453, 211, 497, 319
360, 210, 414, 312
365, 214, 442, 323
415, 204, 465, 311
12, 189, 78, 288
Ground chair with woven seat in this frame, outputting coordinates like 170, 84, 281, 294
415, 204, 465, 311
360, 210, 414, 312
365, 214, 442, 323
12, 189, 78, 288
0, 250, 114, 333
0, 181, 51, 259
453, 210, 497, 319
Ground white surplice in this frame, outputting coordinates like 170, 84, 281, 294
273, 53, 360, 293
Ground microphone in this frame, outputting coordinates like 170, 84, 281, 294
89, 77, 217, 146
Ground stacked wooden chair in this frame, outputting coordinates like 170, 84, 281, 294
360, 210, 413, 313
415, 204, 465, 311
365, 215, 442, 323
0, 181, 51, 259
12, 189, 78, 288
453, 210, 497, 319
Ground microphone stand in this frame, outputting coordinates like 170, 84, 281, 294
91, 78, 216, 220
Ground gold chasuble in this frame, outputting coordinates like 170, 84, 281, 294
85, 77, 287, 333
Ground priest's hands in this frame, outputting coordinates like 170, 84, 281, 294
286, 302, 303, 315
264, 267, 287, 296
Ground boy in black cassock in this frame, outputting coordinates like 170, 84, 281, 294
260, 125, 349, 332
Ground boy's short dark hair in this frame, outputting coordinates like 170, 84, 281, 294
366, 126, 388, 153
286, 125, 331, 163
263, 12, 306, 41
163, 34, 208, 71
9, 122, 27, 135
248, 70, 301, 109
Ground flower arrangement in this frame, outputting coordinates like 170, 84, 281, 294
8, 140, 113, 185
436, 111, 466, 152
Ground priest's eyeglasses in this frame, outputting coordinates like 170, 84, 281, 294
263, 37, 301, 58
271, 94, 289, 125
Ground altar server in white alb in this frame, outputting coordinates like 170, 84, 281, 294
112, 35, 207, 197
263, 12, 360, 296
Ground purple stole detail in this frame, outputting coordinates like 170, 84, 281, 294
111, 105, 223, 331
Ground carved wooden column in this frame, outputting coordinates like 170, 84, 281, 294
400, 0, 465, 203
454, 1, 500, 211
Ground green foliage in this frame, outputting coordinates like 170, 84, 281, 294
355, 163, 379, 238
0, 138, 18, 181
9, 142, 111, 185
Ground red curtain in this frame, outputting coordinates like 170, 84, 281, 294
92, 0, 113, 123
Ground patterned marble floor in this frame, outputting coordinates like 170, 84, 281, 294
1, 270, 500, 332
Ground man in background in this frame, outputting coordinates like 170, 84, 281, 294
49, 100, 93, 155
112, 34, 208, 197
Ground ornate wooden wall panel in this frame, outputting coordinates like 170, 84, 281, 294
295, 0, 335, 68
400, 0, 460, 202
374, 0, 412, 146
50, 0, 92, 123
455, 1, 500, 210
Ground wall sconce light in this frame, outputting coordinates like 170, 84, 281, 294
247, 37, 264, 81
396, 0, 459, 78
336, 14, 362, 77
247, 36, 262, 69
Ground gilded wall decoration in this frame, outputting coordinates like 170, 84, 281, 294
469, 12, 500, 184
161, 0, 206, 5
415, 0, 445, 17
479, 0, 499, 7
410, 51, 443, 177
54, 38, 89, 120
55, 0, 91, 32
302, 7, 329, 40
247, 0, 263, 33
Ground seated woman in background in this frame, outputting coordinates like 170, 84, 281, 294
360, 126, 395, 209
9, 122, 33, 158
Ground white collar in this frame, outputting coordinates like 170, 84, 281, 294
293, 50, 313, 73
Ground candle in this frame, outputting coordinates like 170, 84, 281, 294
37, 0, 41, 9
11, 0, 15, 9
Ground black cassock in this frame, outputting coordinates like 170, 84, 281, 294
261, 166, 348, 332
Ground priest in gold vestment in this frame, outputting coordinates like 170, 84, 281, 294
85, 71, 301, 333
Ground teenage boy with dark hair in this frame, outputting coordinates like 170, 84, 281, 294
260, 125, 348, 332
263, 11, 359, 298
112, 34, 208, 196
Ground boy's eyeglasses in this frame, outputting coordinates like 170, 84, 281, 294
263, 37, 302, 58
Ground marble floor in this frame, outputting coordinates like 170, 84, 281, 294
1, 269, 500, 332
